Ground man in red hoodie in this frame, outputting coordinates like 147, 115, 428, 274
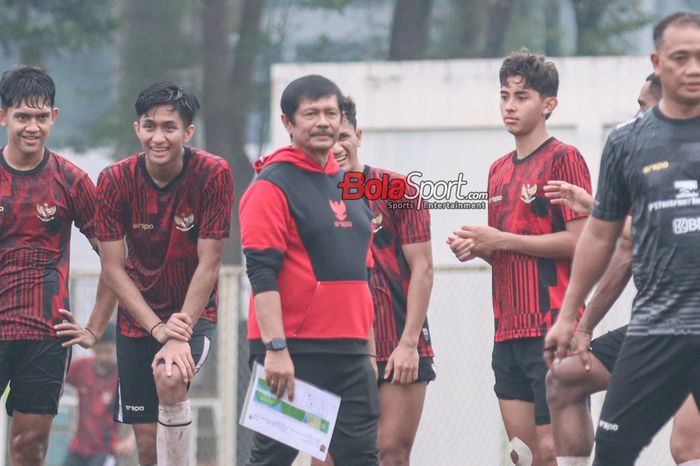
240, 74, 379, 466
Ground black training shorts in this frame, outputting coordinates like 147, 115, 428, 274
114, 319, 215, 424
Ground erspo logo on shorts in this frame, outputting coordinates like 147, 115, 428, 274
598, 419, 619, 432
673, 217, 700, 235
125, 404, 145, 412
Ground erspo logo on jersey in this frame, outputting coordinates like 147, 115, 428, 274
337, 171, 487, 210
132, 223, 154, 230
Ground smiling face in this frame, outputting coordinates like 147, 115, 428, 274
333, 117, 363, 172
134, 104, 194, 171
0, 100, 58, 163
282, 95, 341, 163
500, 75, 557, 137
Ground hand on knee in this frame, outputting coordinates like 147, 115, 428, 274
545, 370, 581, 409
154, 364, 188, 403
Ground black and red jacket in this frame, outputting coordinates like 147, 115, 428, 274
240, 146, 374, 355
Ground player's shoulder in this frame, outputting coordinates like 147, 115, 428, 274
101, 152, 140, 178
608, 108, 657, 146
489, 151, 515, 174
48, 151, 91, 182
97, 154, 143, 190
190, 147, 230, 172
546, 138, 586, 163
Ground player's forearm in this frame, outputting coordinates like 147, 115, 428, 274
400, 263, 433, 347
179, 262, 221, 323
578, 237, 633, 332
86, 273, 118, 338
102, 263, 161, 331
254, 291, 286, 342
558, 221, 621, 325
500, 230, 579, 259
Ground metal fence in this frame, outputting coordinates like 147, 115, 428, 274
1, 265, 677, 465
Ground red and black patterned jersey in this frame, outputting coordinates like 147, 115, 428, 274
488, 137, 591, 342
364, 166, 434, 361
0, 148, 96, 341
66, 357, 119, 456
96, 147, 234, 338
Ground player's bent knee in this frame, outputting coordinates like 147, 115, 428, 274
545, 369, 572, 408
153, 364, 187, 393
545, 368, 587, 407
11, 429, 49, 463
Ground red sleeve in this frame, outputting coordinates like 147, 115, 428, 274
96, 168, 126, 241
200, 163, 234, 239
396, 197, 431, 244
553, 147, 592, 223
240, 180, 291, 294
240, 180, 290, 253
70, 173, 97, 239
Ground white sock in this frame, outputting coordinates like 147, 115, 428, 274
510, 437, 533, 466
557, 457, 590, 466
157, 400, 192, 466
679, 461, 700, 466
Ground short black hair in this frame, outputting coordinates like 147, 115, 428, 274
645, 72, 662, 99
341, 96, 358, 129
653, 11, 700, 50
280, 75, 343, 124
135, 81, 200, 126
499, 48, 559, 98
0, 66, 55, 109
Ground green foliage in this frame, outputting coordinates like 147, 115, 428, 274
0, 0, 117, 64
296, 0, 361, 11
573, 0, 654, 56
295, 33, 387, 62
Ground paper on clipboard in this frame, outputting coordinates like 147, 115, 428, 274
239, 362, 341, 461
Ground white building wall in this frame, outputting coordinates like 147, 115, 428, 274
271, 57, 676, 466
271, 56, 652, 266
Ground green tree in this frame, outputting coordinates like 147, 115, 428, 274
389, 0, 435, 60
112, 0, 198, 155
0, 0, 116, 66
573, 0, 653, 55
201, 0, 263, 265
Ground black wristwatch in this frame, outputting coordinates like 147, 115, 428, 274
265, 337, 287, 351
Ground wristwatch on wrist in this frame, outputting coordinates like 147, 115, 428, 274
265, 337, 287, 351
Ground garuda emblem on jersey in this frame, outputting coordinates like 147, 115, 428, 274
36, 203, 56, 222
372, 213, 383, 233
329, 200, 347, 221
174, 212, 195, 232
520, 184, 537, 204
329, 199, 352, 228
